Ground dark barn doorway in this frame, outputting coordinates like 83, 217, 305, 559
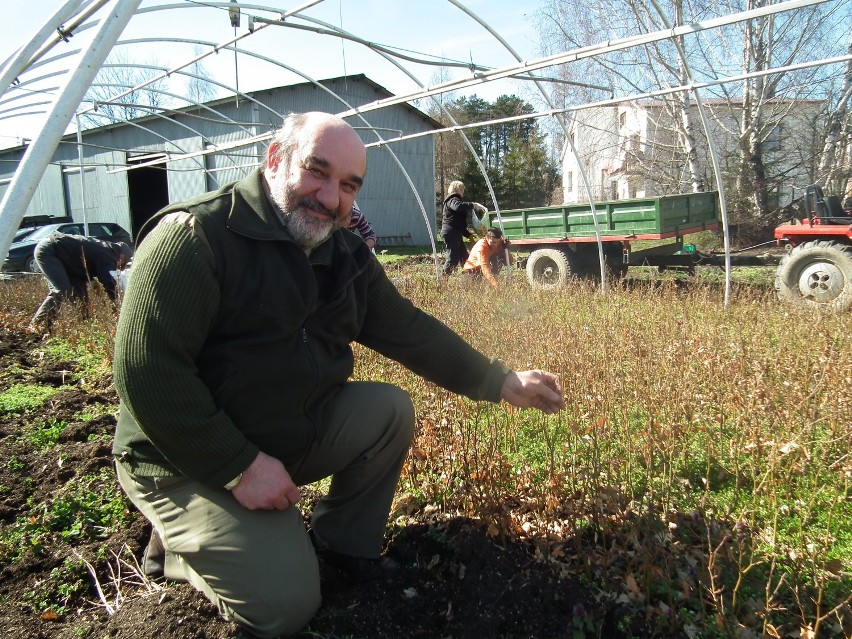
127, 155, 169, 240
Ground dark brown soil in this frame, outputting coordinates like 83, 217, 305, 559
0, 326, 605, 639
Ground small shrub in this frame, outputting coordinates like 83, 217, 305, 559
22, 557, 89, 616
21, 418, 68, 450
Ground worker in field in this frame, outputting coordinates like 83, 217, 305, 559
461, 227, 513, 288
111, 111, 565, 638
440, 180, 488, 275
348, 201, 377, 251
29, 232, 133, 332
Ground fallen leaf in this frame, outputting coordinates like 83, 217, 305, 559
624, 573, 642, 600
822, 558, 844, 575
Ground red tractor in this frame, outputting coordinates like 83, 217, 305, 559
774, 185, 852, 312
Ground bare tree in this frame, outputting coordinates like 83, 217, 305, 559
536, 0, 851, 235
816, 31, 852, 196
184, 46, 217, 106
424, 67, 468, 211
686, 0, 849, 230
536, 0, 708, 194
81, 51, 171, 127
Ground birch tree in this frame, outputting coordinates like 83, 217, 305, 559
816, 32, 852, 195
696, 0, 848, 229
536, 0, 850, 235
536, 0, 709, 194
184, 46, 217, 106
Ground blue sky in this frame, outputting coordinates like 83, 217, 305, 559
1, 0, 546, 147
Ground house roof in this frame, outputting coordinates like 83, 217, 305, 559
3, 74, 441, 153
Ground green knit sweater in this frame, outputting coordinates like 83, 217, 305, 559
112, 170, 510, 487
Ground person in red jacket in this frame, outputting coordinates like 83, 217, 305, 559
462, 227, 513, 288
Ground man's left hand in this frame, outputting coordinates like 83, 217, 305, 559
500, 370, 565, 414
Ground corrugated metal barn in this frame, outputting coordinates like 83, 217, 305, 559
0, 74, 439, 246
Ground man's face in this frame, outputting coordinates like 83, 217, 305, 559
486, 234, 502, 247
265, 118, 366, 250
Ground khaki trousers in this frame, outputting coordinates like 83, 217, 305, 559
116, 381, 415, 638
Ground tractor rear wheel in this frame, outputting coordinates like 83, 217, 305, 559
526, 248, 575, 290
775, 240, 852, 312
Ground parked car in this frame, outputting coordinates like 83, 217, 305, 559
12, 227, 38, 243
3, 222, 132, 273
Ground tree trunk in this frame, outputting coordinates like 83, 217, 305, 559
817, 33, 852, 192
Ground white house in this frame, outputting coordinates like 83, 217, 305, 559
561, 97, 827, 206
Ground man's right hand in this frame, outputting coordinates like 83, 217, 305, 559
230, 451, 301, 511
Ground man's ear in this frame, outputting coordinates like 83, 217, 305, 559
266, 143, 281, 173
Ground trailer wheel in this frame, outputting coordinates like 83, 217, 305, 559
775, 240, 852, 312
526, 248, 575, 289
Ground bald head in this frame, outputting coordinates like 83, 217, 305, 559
268, 112, 366, 176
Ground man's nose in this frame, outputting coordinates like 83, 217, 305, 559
315, 180, 340, 214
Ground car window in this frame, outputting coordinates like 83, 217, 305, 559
20, 226, 59, 242
58, 224, 84, 235
89, 223, 109, 238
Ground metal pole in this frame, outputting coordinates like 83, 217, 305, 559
0, 0, 142, 259
76, 113, 88, 235
0, 0, 84, 98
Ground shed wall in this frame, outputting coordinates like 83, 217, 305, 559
0, 76, 437, 245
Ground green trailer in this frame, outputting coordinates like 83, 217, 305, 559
482, 187, 852, 312
487, 191, 719, 241
484, 191, 722, 288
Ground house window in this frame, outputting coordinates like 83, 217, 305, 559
764, 124, 782, 152
619, 112, 627, 128
566, 171, 573, 192
630, 134, 641, 153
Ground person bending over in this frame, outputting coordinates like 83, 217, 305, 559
30, 232, 132, 331
462, 227, 513, 288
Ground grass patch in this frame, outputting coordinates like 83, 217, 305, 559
0, 383, 62, 415
75, 402, 116, 422
0, 468, 131, 563
22, 556, 90, 616
20, 418, 69, 450
375, 245, 434, 265
38, 336, 113, 383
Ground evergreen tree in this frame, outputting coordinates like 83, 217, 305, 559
434, 94, 561, 210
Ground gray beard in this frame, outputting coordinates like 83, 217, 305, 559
281, 210, 339, 251
270, 178, 343, 250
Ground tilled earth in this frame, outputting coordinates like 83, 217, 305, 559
0, 326, 605, 639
